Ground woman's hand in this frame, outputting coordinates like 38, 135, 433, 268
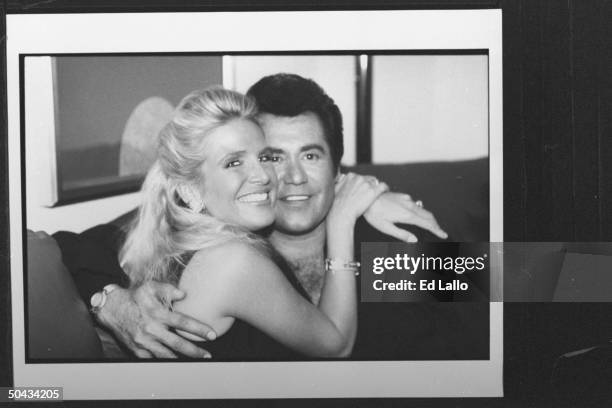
329, 172, 389, 226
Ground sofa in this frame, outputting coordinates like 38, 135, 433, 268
348, 157, 489, 242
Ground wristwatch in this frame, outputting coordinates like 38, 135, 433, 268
90, 284, 119, 314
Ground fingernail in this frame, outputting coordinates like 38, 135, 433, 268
206, 331, 217, 341
203, 352, 212, 359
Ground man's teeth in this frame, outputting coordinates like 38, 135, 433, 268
238, 193, 268, 203
284, 195, 309, 201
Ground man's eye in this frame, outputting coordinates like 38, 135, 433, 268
305, 153, 320, 161
225, 160, 241, 168
265, 154, 282, 163
259, 154, 281, 163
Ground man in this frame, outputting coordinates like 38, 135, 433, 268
250, 74, 448, 305
67, 73, 454, 359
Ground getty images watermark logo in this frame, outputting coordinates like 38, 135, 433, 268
361, 242, 491, 302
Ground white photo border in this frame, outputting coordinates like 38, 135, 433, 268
8, 10, 503, 399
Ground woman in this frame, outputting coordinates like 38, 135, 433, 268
120, 87, 387, 358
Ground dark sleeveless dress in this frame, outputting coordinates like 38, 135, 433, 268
191, 249, 312, 361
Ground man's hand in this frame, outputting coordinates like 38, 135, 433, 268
95, 281, 217, 359
364, 192, 448, 242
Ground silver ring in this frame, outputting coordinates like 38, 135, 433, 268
415, 200, 424, 208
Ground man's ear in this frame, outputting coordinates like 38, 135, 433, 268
176, 184, 205, 213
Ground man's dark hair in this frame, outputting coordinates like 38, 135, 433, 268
247, 73, 344, 169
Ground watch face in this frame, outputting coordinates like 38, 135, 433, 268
90, 292, 103, 308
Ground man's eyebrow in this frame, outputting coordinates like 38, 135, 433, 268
259, 146, 279, 155
300, 144, 327, 154
265, 147, 285, 155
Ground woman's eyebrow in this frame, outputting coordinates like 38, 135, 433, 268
217, 150, 246, 165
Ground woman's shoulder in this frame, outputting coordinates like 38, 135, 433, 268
185, 239, 273, 281
179, 239, 280, 319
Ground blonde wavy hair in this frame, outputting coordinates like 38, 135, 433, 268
120, 87, 270, 286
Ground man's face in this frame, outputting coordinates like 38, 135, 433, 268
258, 112, 337, 235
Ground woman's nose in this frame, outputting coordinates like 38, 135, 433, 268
249, 162, 271, 185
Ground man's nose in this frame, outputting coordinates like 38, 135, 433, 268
282, 159, 307, 185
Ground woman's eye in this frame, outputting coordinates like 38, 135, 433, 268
225, 160, 241, 168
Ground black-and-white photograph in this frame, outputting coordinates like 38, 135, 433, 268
6, 10, 503, 400
25, 52, 491, 362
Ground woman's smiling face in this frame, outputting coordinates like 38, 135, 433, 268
198, 118, 277, 231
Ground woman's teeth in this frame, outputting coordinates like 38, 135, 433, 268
238, 192, 268, 203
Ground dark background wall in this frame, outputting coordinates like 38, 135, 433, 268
1, 1, 612, 406
502, 1, 612, 405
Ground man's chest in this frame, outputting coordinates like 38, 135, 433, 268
289, 254, 325, 305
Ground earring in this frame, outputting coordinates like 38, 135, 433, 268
177, 185, 205, 213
